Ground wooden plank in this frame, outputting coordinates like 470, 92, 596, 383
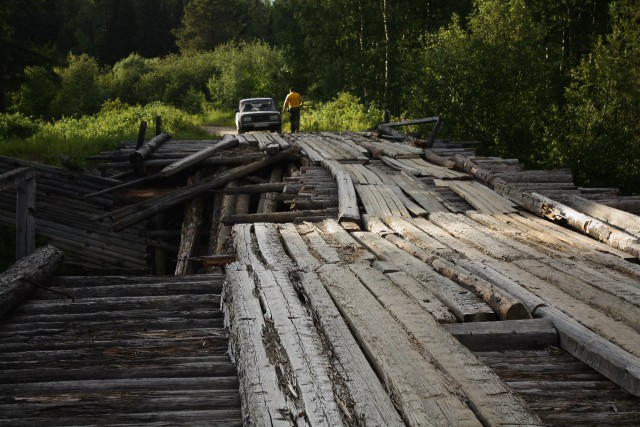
240, 224, 345, 426
389, 172, 449, 213
297, 271, 405, 426
444, 319, 558, 351
352, 231, 496, 322
295, 223, 341, 264
269, 133, 291, 149
316, 264, 483, 426
348, 263, 543, 426
254, 133, 280, 155
388, 185, 428, 216
322, 160, 360, 224
278, 223, 321, 272
15, 176, 36, 260
315, 219, 374, 262
0, 167, 36, 191
405, 157, 469, 179
377, 185, 412, 217
354, 184, 392, 217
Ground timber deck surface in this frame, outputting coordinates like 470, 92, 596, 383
0, 274, 241, 426
2, 129, 640, 425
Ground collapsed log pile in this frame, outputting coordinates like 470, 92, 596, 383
87, 130, 339, 274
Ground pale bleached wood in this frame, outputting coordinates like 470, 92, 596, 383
317, 264, 483, 427
384, 233, 530, 320
224, 263, 293, 426
240, 224, 345, 426
278, 223, 321, 272
322, 160, 360, 224
348, 263, 543, 426
388, 172, 449, 214
352, 231, 495, 322
298, 271, 405, 426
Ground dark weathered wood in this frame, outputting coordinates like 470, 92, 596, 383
444, 319, 558, 351
0, 167, 36, 191
136, 120, 147, 149
175, 176, 204, 276
0, 245, 64, 318
15, 175, 36, 260
160, 135, 239, 177
223, 182, 286, 194
222, 209, 335, 225
112, 146, 300, 230
129, 132, 171, 164
384, 116, 440, 128
85, 172, 162, 200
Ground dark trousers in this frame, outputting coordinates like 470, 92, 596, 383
289, 107, 300, 132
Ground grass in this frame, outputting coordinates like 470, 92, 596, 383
200, 108, 236, 127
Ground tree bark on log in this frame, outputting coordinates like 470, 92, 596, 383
129, 133, 171, 164
160, 135, 238, 177
558, 194, 640, 237
111, 146, 299, 231
0, 244, 64, 318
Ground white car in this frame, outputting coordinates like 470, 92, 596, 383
235, 98, 282, 134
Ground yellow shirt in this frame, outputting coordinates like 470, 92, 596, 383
284, 92, 303, 109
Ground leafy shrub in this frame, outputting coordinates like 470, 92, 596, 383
301, 92, 384, 132
101, 53, 151, 105
207, 41, 290, 109
0, 113, 42, 141
135, 52, 217, 113
52, 54, 106, 118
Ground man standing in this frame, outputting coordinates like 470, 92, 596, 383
282, 88, 303, 132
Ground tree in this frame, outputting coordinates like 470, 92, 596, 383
52, 54, 105, 118
563, 0, 640, 194
206, 41, 289, 109
173, 0, 240, 52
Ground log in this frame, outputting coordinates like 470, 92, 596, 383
85, 172, 162, 200
559, 194, 640, 237
223, 182, 286, 194
136, 120, 147, 149
462, 261, 640, 397
214, 179, 237, 257
129, 133, 171, 164
384, 116, 440, 128
222, 209, 335, 225
160, 135, 239, 177
257, 166, 282, 213
384, 233, 530, 320
111, 146, 299, 230
0, 245, 64, 318
322, 160, 360, 224
0, 167, 36, 191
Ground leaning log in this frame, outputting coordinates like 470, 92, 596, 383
174, 175, 204, 276
160, 134, 239, 177
222, 209, 335, 225
129, 133, 171, 164
112, 146, 300, 231
0, 245, 64, 318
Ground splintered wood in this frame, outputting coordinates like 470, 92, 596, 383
224, 220, 542, 426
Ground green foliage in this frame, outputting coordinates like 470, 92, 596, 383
173, 0, 240, 52
9, 66, 57, 118
0, 102, 208, 168
207, 41, 289, 110
301, 92, 384, 132
134, 52, 217, 113
0, 112, 42, 140
563, 1, 640, 194
51, 53, 106, 118
101, 53, 151, 105
200, 107, 236, 126
415, 0, 557, 166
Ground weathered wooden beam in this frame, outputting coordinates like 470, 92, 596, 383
384, 116, 440, 127
223, 182, 286, 195
0, 245, 64, 318
444, 318, 558, 351
559, 194, 640, 238
111, 146, 299, 230
85, 172, 162, 200
160, 135, 239, 177
129, 133, 171, 164
222, 209, 335, 225
0, 167, 36, 191
15, 175, 36, 260
174, 175, 204, 276
135, 120, 147, 149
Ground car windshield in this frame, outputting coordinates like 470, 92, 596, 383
240, 100, 275, 112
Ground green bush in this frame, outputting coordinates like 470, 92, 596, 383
52, 54, 106, 118
301, 92, 384, 132
101, 53, 151, 105
0, 113, 42, 141
9, 66, 58, 118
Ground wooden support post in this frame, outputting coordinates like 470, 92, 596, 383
155, 115, 161, 136
175, 175, 204, 276
136, 120, 147, 149
15, 176, 36, 260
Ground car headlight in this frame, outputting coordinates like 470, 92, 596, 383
270, 114, 280, 121
241, 116, 252, 123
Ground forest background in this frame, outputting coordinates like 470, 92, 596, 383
0, 0, 639, 195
